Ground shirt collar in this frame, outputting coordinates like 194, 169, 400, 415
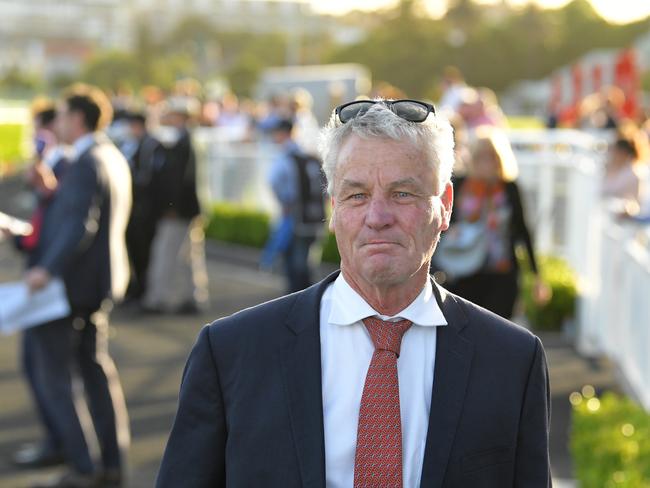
328, 273, 448, 327
72, 132, 98, 160
43, 145, 72, 168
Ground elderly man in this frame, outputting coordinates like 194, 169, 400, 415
157, 99, 551, 487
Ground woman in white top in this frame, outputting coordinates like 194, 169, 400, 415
603, 129, 649, 214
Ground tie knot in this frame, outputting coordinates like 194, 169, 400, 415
362, 317, 413, 356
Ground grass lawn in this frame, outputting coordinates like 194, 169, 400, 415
0, 124, 26, 162
0, 99, 31, 175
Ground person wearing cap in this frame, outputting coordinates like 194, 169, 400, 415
141, 98, 208, 314
157, 99, 551, 487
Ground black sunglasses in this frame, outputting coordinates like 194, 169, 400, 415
335, 99, 436, 124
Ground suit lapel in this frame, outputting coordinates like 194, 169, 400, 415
420, 284, 474, 487
280, 272, 339, 488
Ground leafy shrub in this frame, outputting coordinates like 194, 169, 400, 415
204, 202, 270, 248
520, 253, 577, 331
571, 390, 650, 487
205, 202, 343, 265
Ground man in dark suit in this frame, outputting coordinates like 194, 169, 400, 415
141, 98, 208, 314
25, 84, 131, 488
11, 101, 71, 470
157, 99, 551, 487
122, 110, 166, 302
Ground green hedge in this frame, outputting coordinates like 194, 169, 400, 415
205, 203, 343, 263
520, 254, 578, 331
204, 202, 270, 248
571, 390, 650, 487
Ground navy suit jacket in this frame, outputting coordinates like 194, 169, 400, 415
36, 133, 132, 311
157, 272, 551, 487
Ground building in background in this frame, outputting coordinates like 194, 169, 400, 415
0, 0, 131, 81
0, 0, 364, 83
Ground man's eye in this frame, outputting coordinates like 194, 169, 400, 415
395, 191, 411, 198
348, 193, 365, 200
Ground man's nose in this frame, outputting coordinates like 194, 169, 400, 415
365, 196, 394, 229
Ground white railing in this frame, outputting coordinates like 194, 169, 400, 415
577, 216, 650, 410
194, 127, 650, 411
509, 129, 650, 410
193, 128, 281, 216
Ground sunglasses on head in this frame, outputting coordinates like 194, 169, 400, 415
335, 99, 436, 124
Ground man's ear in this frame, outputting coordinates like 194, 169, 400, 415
439, 182, 453, 231
328, 196, 336, 232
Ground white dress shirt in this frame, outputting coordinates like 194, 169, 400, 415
71, 132, 98, 162
320, 273, 448, 488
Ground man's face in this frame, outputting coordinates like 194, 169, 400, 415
162, 112, 188, 129
128, 120, 146, 140
330, 134, 453, 289
55, 102, 81, 145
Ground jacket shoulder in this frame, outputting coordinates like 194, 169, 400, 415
448, 291, 540, 357
205, 291, 301, 342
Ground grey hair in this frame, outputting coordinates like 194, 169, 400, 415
318, 101, 455, 195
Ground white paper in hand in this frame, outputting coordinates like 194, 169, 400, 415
0, 278, 71, 335
0, 211, 33, 236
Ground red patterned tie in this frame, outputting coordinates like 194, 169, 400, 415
354, 316, 413, 488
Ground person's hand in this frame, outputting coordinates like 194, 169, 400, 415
532, 277, 552, 306
25, 267, 51, 292
29, 162, 58, 196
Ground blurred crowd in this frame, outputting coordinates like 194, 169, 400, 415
16, 69, 650, 328
545, 81, 650, 217
107, 81, 321, 152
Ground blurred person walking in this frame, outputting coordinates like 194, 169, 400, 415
289, 88, 320, 153
8, 100, 71, 470
263, 118, 325, 293
438, 66, 467, 114
142, 98, 208, 314
602, 125, 649, 214
434, 126, 548, 319
215, 92, 252, 140
122, 111, 167, 303
23, 84, 131, 488
456, 87, 505, 130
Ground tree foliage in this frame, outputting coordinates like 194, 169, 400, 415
79, 15, 287, 96
73, 0, 650, 99
328, 0, 650, 98
81, 51, 143, 91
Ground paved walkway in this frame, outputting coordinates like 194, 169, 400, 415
0, 176, 621, 487
0, 240, 285, 487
